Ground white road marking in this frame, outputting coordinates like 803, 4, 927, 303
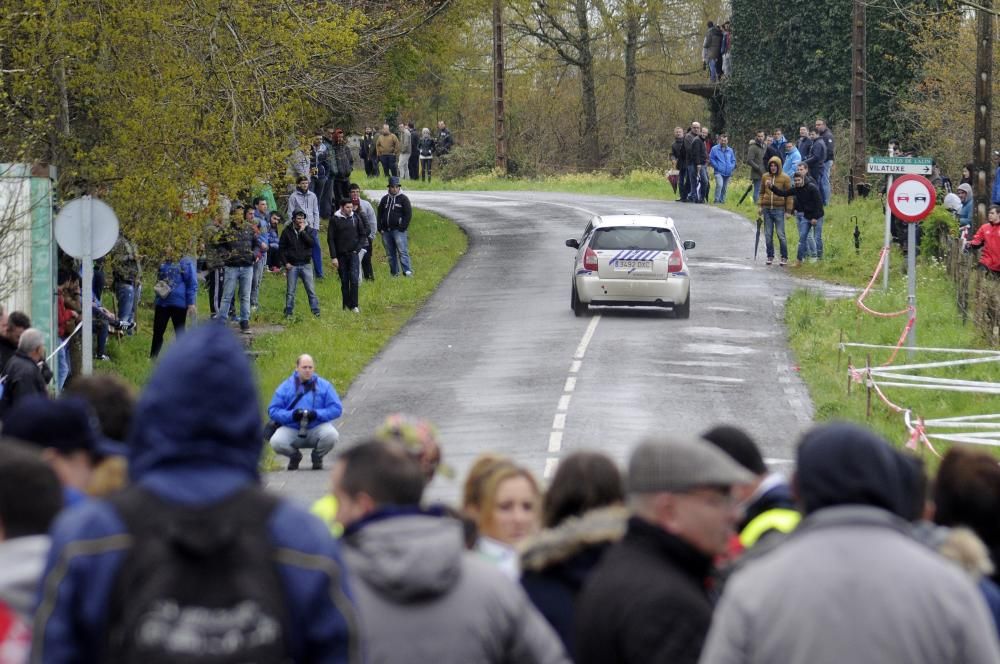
663, 372, 745, 384
565, 377, 577, 392
570, 360, 582, 373
544, 457, 559, 479
557, 395, 572, 411
574, 315, 601, 359
553, 413, 566, 430
548, 431, 563, 452
764, 457, 795, 465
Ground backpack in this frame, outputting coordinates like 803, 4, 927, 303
104, 485, 291, 664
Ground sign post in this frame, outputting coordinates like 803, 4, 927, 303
868, 152, 934, 290
54, 197, 119, 376
887, 174, 936, 356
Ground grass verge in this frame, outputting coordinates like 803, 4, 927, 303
97, 208, 467, 465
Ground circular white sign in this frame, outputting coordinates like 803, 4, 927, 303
888, 175, 935, 223
54, 197, 120, 259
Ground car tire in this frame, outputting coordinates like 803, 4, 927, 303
675, 293, 690, 319
572, 284, 588, 317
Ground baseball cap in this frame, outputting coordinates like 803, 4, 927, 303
388, 176, 401, 187
627, 435, 754, 494
2, 396, 123, 458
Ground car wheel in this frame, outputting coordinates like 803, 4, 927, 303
572, 284, 588, 317
675, 293, 690, 319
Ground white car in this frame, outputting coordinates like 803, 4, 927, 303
565, 215, 695, 318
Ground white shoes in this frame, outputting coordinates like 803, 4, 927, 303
352, 307, 360, 313
404, 270, 413, 277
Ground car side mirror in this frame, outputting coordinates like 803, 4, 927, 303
565, 239, 580, 249
683, 240, 696, 250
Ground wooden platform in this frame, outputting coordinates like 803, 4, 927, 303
678, 82, 721, 99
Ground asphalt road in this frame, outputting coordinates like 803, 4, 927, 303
266, 191, 816, 506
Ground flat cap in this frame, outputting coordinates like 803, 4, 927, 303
628, 435, 754, 494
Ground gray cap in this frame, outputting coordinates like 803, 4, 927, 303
627, 436, 755, 494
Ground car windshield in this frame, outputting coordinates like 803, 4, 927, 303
590, 226, 676, 251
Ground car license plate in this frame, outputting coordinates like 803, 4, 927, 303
614, 259, 652, 272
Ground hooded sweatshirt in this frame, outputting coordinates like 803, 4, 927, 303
781, 146, 802, 179
759, 156, 794, 212
343, 510, 569, 664
33, 324, 362, 664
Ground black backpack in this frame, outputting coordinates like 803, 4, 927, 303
104, 485, 291, 663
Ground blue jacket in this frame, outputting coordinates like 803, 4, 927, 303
960, 198, 973, 227
782, 147, 802, 179
153, 257, 197, 309
268, 372, 343, 430
805, 138, 827, 178
709, 145, 736, 177
993, 166, 1000, 205
267, 228, 281, 250
32, 324, 361, 664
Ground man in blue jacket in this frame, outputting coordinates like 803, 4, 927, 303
269, 354, 343, 470
31, 324, 361, 663
708, 133, 736, 204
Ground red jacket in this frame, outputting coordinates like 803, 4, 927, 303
969, 221, 1000, 272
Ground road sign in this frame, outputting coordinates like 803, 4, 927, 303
888, 175, 936, 223
54, 197, 119, 259
866, 156, 933, 175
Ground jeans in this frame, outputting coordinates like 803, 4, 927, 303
379, 155, 399, 178
206, 269, 223, 316
677, 165, 689, 200
251, 256, 266, 308
821, 160, 832, 205
361, 242, 375, 280
115, 282, 135, 332
714, 173, 731, 203
313, 176, 331, 219
270, 422, 339, 459
752, 178, 761, 204
700, 168, 710, 203
285, 263, 320, 316
310, 227, 323, 278
708, 59, 719, 82
420, 157, 433, 182
150, 305, 187, 358
381, 230, 412, 275
219, 265, 252, 323
686, 164, 700, 202
762, 209, 788, 260
57, 338, 70, 390
336, 252, 360, 309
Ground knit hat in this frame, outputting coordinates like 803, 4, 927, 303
702, 425, 767, 475
627, 436, 753, 494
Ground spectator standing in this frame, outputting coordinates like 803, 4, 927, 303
398, 123, 412, 180
109, 234, 140, 335
703, 22, 723, 82
327, 199, 368, 313
685, 122, 706, 203
202, 216, 227, 319
375, 123, 401, 179
377, 177, 414, 276
720, 21, 732, 78
771, 128, 787, 156
56, 272, 80, 389
247, 204, 269, 313
957, 183, 974, 230
360, 127, 379, 178
268, 353, 342, 470
769, 169, 825, 266
0, 329, 48, 418
747, 131, 765, 204
437, 120, 454, 156
279, 210, 320, 318
709, 133, 736, 204
699, 423, 1000, 664
329, 128, 354, 205
521, 452, 626, 659
32, 325, 361, 663
574, 436, 752, 664
286, 175, 323, 279
967, 204, 1000, 276
961, 162, 974, 187
671, 126, 688, 202
149, 251, 197, 357
700, 127, 712, 202
0, 310, 30, 372
217, 204, 256, 335
781, 141, 802, 180
796, 125, 812, 156
311, 133, 332, 219
266, 211, 283, 272
759, 156, 793, 266
408, 122, 420, 180
816, 118, 835, 204
762, 135, 782, 166
418, 128, 436, 182
350, 183, 378, 281
804, 128, 827, 183
333, 439, 569, 664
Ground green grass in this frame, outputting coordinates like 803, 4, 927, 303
97, 208, 467, 455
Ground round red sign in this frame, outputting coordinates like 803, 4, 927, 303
888, 175, 936, 223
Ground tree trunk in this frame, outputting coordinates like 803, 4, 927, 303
623, 11, 640, 157
575, 0, 600, 169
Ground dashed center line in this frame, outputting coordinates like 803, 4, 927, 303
545, 315, 602, 478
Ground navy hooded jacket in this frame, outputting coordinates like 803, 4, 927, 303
31, 323, 362, 664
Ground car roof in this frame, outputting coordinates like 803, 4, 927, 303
591, 214, 675, 230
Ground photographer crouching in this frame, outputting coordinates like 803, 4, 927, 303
266, 354, 342, 470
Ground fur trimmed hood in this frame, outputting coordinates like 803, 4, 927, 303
520, 505, 628, 573
912, 522, 995, 579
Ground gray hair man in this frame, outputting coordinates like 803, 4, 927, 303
575, 436, 752, 664
0, 328, 48, 417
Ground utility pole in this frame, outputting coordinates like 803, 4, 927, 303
493, 0, 507, 175
850, 0, 866, 199
974, 0, 993, 230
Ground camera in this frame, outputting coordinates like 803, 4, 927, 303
296, 409, 310, 438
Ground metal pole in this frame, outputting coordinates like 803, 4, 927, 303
906, 222, 917, 357
883, 143, 894, 291
82, 197, 93, 376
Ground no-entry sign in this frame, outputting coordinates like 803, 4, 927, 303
888, 175, 936, 223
